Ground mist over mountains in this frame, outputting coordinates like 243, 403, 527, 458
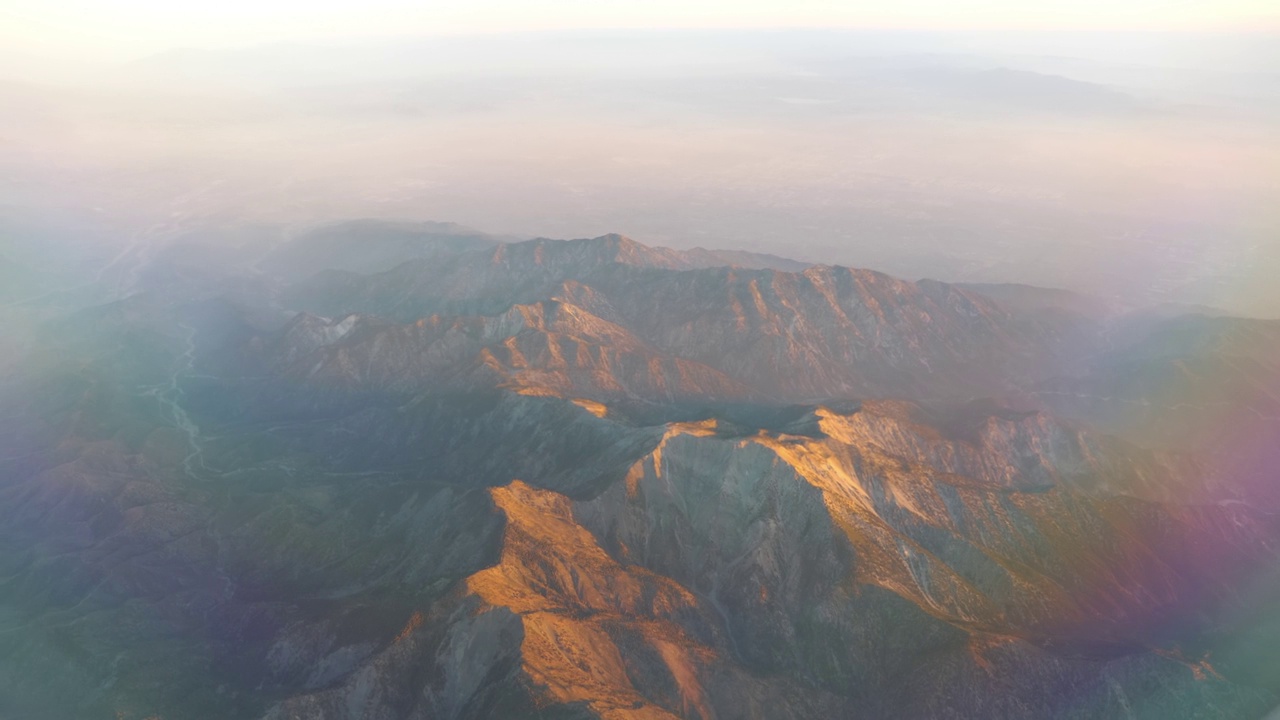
0, 217, 1277, 718
1, 22, 1278, 720
3, 28, 1278, 316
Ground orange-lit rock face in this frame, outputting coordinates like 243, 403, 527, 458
468, 481, 701, 619
580, 401, 1274, 668
272, 299, 753, 404
465, 481, 713, 720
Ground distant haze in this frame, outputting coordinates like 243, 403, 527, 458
1, 27, 1277, 317
4, 1, 1280, 59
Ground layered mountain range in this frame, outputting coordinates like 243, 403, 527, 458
0, 222, 1277, 719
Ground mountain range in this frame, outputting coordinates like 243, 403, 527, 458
0, 221, 1277, 719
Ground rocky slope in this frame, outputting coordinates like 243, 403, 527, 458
265, 300, 755, 403
256, 399, 1278, 720
284, 235, 1071, 402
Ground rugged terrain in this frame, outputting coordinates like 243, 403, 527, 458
0, 221, 1277, 719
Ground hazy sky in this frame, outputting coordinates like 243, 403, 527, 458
1, 2, 1277, 316
4, 0, 1279, 61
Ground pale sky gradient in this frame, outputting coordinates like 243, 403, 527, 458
3, 0, 1279, 62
